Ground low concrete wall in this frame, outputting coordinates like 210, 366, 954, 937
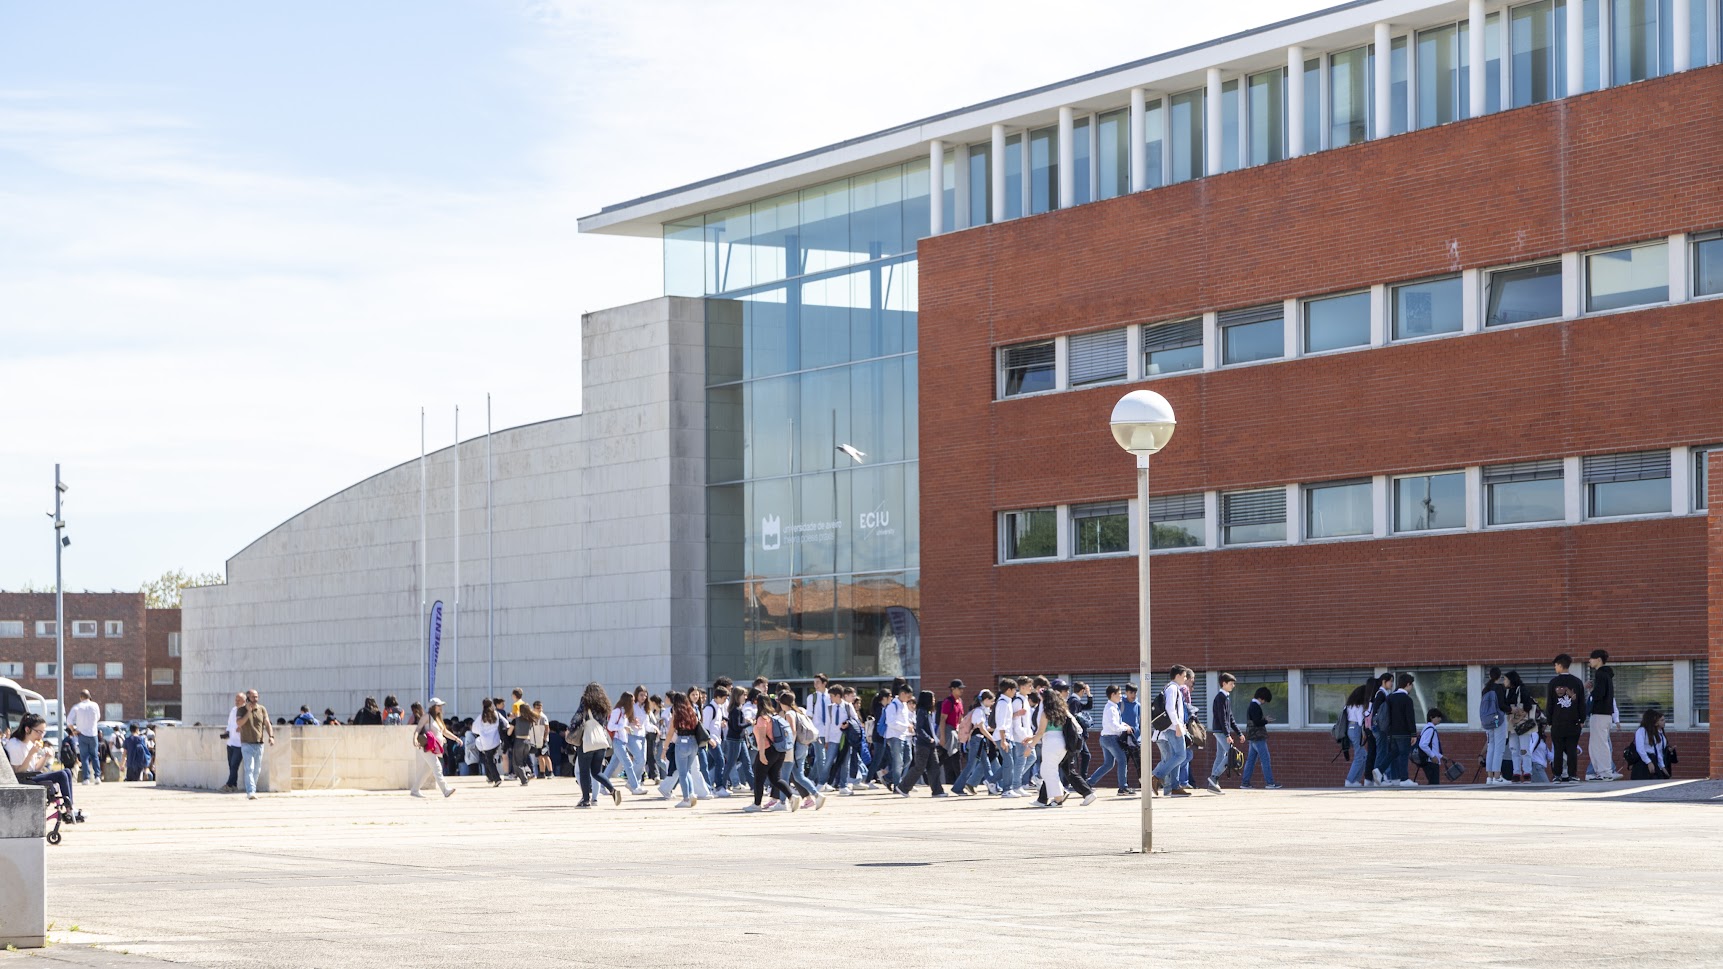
154, 725, 418, 792
0, 757, 46, 949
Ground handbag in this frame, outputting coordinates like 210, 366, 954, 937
1185, 719, 1209, 746
1444, 761, 1464, 782
580, 717, 610, 753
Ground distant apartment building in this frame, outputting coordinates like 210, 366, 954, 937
0, 592, 182, 721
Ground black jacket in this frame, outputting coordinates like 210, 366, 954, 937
1211, 690, 1240, 738
1589, 665, 1615, 715
1068, 694, 1093, 734
1547, 672, 1587, 729
1385, 691, 1416, 736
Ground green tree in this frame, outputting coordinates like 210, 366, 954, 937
140, 569, 225, 609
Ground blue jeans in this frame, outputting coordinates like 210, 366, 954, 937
240, 742, 265, 795
999, 740, 1026, 792
1211, 736, 1232, 780
721, 738, 753, 788
225, 745, 243, 788
1482, 722, 1508, 775
76, 735, 100, 782
884, 738, 911, 787
1346, 724, 1369, 784
1153, 731, 1187, 786
1177, 741, 1195, 787
1386, 735, 1412, 781
1089, 734, 1129, 790
1372, 724, 1392, 777
807, 740, 835, 786
954, 736, 989, 790
605, 735, 643, 789
661, 736, 708, 799
783, 743, 818, 798
1241, 739, 1274, 787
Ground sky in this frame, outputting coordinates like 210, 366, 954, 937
0, 0, 1333, 591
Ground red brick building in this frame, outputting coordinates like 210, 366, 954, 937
0, 592, 182, 722
920, 67, 1723, 786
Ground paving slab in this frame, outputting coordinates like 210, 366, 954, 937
6, 777, 1721, 968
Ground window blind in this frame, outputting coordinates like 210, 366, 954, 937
1149, 493, 1205, 520
1218, 304, 1283, 327
1483, 459, 1564, 483
1069, 329, 1127, 385
1223, 489, 1286, 526
1002, 341, 1054, 370
1142, 318, 1202, 352
1583, 450, 1670, 483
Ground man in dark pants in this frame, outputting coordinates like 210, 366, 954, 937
1064, 681, 1094, 780
937, 679, 965, 785
1586, 649, 1619, 781
1385, 673, 1418, 786
1207, 673, 1243, 793
1547, 654, 1587, 782
222, 691, 245, 792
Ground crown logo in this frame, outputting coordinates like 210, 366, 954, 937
761, 514, 781, 551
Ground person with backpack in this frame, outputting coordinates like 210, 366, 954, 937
1120, 683, 1142, 791
1151, 666, 1193, 797
1547, 654, 1586, 783
1479, 667, 1509, 786
1586, 649, 1620, 781
1413, 709, 1450, 784
953, 689, 996, 796
779, 691, 827, 810
894, 689, 947, 798
1238, 685, 1280, 790
1208, 673, 1243, 793
744, 695, 800, 813
1504, 671, 1536, 783
1368, 672, 1395, 785
409, 699, 457, 799
937, 680, 967, 786
510, 701, 539, 786
991, 678, 1025, 797
1624, 708, 1670, 780
1086, 684, 1133, 796
1065, 680, 1094, 780
1023, 688, 1095, 807
1341, 680, 1373, 788
659, 691, 709, 808
1383, 673, 1417, 787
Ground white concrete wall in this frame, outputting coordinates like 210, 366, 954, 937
154, 725, 419, 791
183, 297, 709, 723
0, 768, 45, 948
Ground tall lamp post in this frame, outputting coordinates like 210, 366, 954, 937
51, 466, 70, 737
1109, 390, 1176, 855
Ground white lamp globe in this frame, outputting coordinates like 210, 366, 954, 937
1110, 390, 1177, 456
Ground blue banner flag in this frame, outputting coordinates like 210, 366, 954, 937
427, 599, 444, 698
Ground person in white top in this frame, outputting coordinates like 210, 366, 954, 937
1086, 685, 1133, 794
702, 678, 733, 796
805, 675, 840, 789
8, 713, 79, 817
1415, 710, 1450, 785
221, 692, 245, 792
1151, 667, 1193, 797
879, 685, 915, 788
603, 691, 648, 794
472, 698, 505, 786
1627, 709, 1670, 780
68, 690, 102, 784
952, 689, 995, 795
993, 679, 1026, 797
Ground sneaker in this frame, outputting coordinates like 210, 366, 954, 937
630, 787, 647, 796
1000, 790, 1020, 798
787, 796, 799, 813
247, 793, 256, 800
1399, 779, 1417, 788
1266, 784, 1283, 790
688, 795, 698, 808
410, 791, 425, 798
675, 798, 693, 808
611, 789, 622, 807
771, 801, 789, 812
838, 787, 855, 796
443, 788, 455, 798
814, 794, 827, 811
1344, 781, 1363, 788
801, 797, 815, 809
219, 785, 235, 793
931, 791, 949, 798
1205, 779, 1223, 794
743, 804, 762, 813
1372, 768, 1386, 785
1151, 777, 1163, 795
1239, 784, 1252, 790
1167, 787, 1192, 797
1117, 788, 1131, 796
1080, 792, 1097, 807
715, 789, 731, 798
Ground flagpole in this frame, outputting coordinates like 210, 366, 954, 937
453, 405, 461, 718
486, 393, 494, 703
419, 408, 427, 703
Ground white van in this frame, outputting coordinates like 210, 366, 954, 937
0, 677, 45, 739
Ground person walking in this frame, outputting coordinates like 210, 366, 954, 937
222, 692, 245, 793
472, 698, 506, 787
745, 695, 799, 813
723, 686, 756, 793
992, 678, 1024, 797
237, 689, 275, 800
780, 692, 826, 809
1413, 709, 1451, 784
1384, 674, 1418, 787
1547, 654, 1586, 783
67, 689, 101, 785
1479, 668, 1509, 785
510, 702, 539, 786
894, 689, 946, 798
1086, 685, 1132, 795
831, 687, 865, 795
937, 680, 967, 786
1504, 671, 1536, 783
604, 691, 647, 795
1238, 686, 1280, 790
572, 682, 621, 807
1208, 673, 1244, 793
1368, 673, 1395, 785
1024, 688, 1095, 807
1626, 708, 1670, 780
410, 699, 457, 798
122, 724, 152, 782
953, 689, 996, 796
701, 679, 732, 795
1120, 684, 1142, 791
659, 691, 711, 807
1586, 649, 1620, 781
1342, 680, 1372, 788
1151, 667, 1193, 797
643, 692, 663, 782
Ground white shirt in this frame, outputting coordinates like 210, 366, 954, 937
5, 736, 39, 770
1158, 682, 1186, 740
1003, 694, 1029, 742
474, 717, 502, 751
225, 705, 243, 748
810, 691, 841, 743
69, 699, 100, 737
1100, 700, 1125, 737
968, 706, 990, 738
1633, 727, 1665, 770
1418, 724, 1443, 762
702, 699, 728, 738
883, 698, 914, 740
1345, 704, 1365, 726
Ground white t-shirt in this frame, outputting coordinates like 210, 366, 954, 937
69, 699, 100, 737
5, 736, 34, 769
473, 718, 502, 751
225, 706, 243, 748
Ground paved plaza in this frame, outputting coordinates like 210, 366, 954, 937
7, 776, 1722, 968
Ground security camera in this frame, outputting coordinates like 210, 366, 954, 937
61, 536, 70, 548
57, 481, 69, 493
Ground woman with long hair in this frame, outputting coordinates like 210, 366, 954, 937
1343, 680, 1373, 787
1480, 666, 1510, 786
604, 689, 647, 794
1504, 670, 1535, 783
659, 691, 710, 807
642, 690, 663, 782
572, 682, 620, 807
1629, 708, 1670, 780
1025, 689, 1094, 806
473, 698, 505, 787
778, 691, 824, 810
893, 689, 946, 798
6, 713, 78, 818
410, 699, 457, 798
510, 700, 538, 786
744, 694, 798, 813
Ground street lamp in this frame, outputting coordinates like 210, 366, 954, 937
1109, 390, 1176, 855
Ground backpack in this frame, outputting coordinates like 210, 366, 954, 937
1149, 692, 1171, 732
791, 710, 818, 746
769, 716, 793, 752
1329, 716, 1349, 745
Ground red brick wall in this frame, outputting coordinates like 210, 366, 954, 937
145, 608, 182, 719
1710, 451, 1721, 778
0, 593, 148, 721
918, 67, 1723, 785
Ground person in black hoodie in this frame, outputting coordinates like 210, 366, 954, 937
1586, 649, 1619, 781
1547, 654, 1587, 782
1384, 673, 1418, 786
1206, 673, 1243, 793
894, 690, 947, 797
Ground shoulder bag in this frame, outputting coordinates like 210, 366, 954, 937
580, 715, 610, 753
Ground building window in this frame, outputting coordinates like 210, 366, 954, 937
35, 662, 56, 679
1068, 329, 1127, 386
1000, 509, 1057, 562
1302, 57, 1322, 150
1247, 67, 1285, 166
1231, 670, 1289, 725
1694, 232, 1723, 297
1389, 35, 1409, 134
1418, 23, 1463, 128
1486, 262, 1563, 326
1306, 668, 1374, 726
1302, 291, 1371, 353
1168, 88, 1205, 184
1695, 447, 1715, 511
1586, 241, 1668, 311
967, 141, 991, 226
1219, 305, 1284, 365
1392, 275, 1462, 340
0, 621, 21, 638
1584, 450, 1671, 518
1222, 489, 1287, 546
999, 341, 1056, 397
1612, 0, 1668, 84
1511, 0, 1565, 107
1695, 659, 1710, 725
1071, 502, 1130, 556
168, 632, 181, 657
1003, 132, 1024, 220
104, 662, 124, 679
72, 662, 98, 680
1071, 115, 1092, 205
1608, 662, 1674, 722
1484, 459, 1566, 525
1143, 98, 1166, 190
1142, 319, 1202, 376
1329, 45, 1372, 148
1220, 79, 1241, 173
104, 620, 124, 638
0, 661, 22, 677
104, 703, 123, 721
1305, 480, 1373, 539
1028, 125, 1057, 215
1400, 667, 1469, 723
72, 620, 97, 638
151, 668, 175, 686
1096, 108, 1130, 201
35, 621, 56, 638
1149, 493, 1206, 549
1395, 471, 1467, 532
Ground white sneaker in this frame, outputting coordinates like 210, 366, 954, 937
1344, 781, 1363, 788
675, 798, 693, 808
247, 792, 256, 800
715, 789, 731, 798
1372, 769, 1385, 785
1000, 790, 1019, 798
819, 784, 834, 792
788, 796, 799, 813
771, 801, 789, 812
814, 794, 827, 810
1398, 779, 1417, 788
630, 787, 647, 796
1080, 792, 1097, 807
742, 804, 762, 813
838, 787, 855, 795
410, 791, 425, 798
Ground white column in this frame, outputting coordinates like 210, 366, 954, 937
1561, 251, 1583, 318
1057, 106, 1075, 209
1205, 68, 1223, 176
1203, 491, 1221, 549
1374, 23, 1393, 139
1369, 283, 1388, 346
1201, 312, 1220, 370
1287, 46, 1306, 157
1669, 233, 1690, 303
1671, 661, 1694, 729
1372, 475, 1391, 537
1671, 445, 1693, 513
928, 139, 945, 236
1129, 88, 1148, 191
1673, 0, 1693, 72
1563, 456, 1585, 523
953, 142, 971, 230
1468, 0, 1487, 118
1054, 336, 1070, 392
1287, 670, 1308, 727
990, 124, 1007, 222
1285, 484, 1304, 544
1283, 298, 1300, 357
1464, 466, 1484, 530
1567, 0, 1586, 95
1461, 268, 1483, 332
1125, 324, 1144, 380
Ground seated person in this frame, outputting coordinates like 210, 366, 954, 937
6, 714, 78, 818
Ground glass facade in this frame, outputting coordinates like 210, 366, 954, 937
680, 159, 926, 683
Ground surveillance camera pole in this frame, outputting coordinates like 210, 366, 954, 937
54, 464, 66, 737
